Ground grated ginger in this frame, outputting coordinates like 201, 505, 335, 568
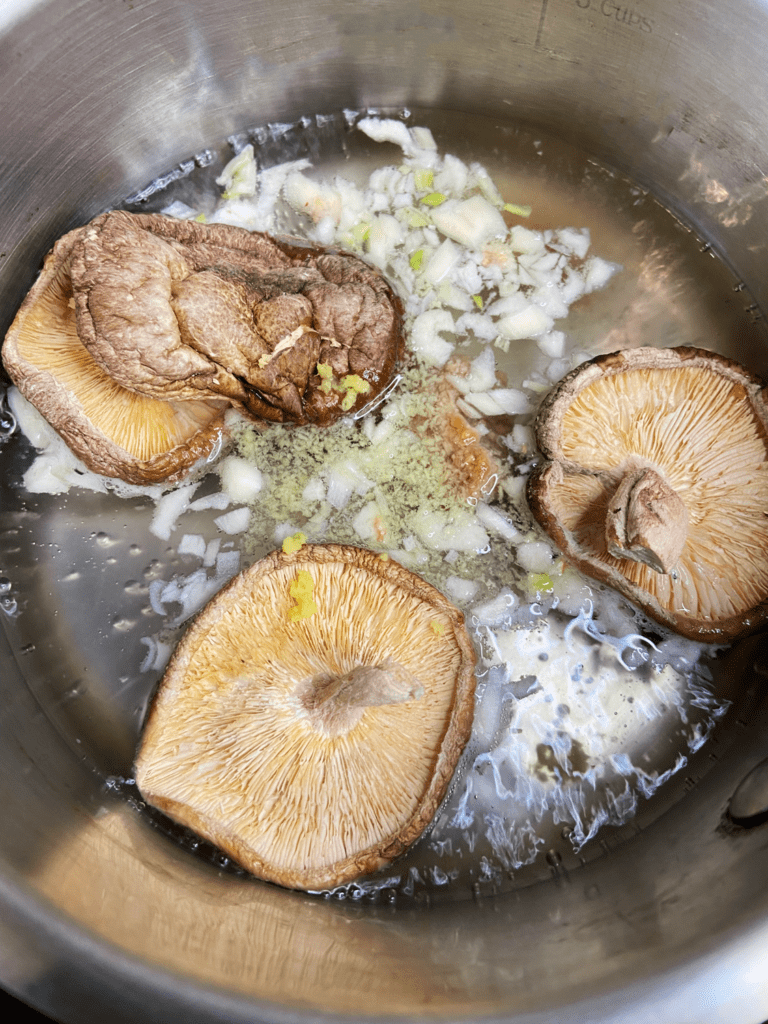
282, 531, 307, 555
289, 570, 318, 621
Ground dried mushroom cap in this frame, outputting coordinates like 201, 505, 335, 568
528, 346, 768, 641
135, 544, 477, 891
70, 211, 405, 426
1, 227, 228, 484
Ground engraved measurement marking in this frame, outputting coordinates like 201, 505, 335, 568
574, 0, 653, 33
536, 0, 551, 48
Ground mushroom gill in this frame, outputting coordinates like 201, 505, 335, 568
528, 347, 768, 641
135, 544, 476, 891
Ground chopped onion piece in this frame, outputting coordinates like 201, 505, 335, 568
357, 117, 417, 155
584, 256, 621, 292
464, 389, 531, 417
516, 540, 557, 573
475, 502, 522, 541
188, 492, 231, 512
150, 484, 197, 541
445, 576, 480, 604
413, 507, 490, 552
423, 238, 461, 284
283, 171, 341, 224
410, 308, 456, 366
214, 507, 251, 535
509, 224, 545, 254
366, 213, 403, 268
471, 589, 518, 626
177, 534, 207, 559
554, 227, 591, 259
497, 304, 554, 340
216, 144, 257, 199
203, 539, 221, 567
302, 477, 326, 502
537, 330, 566, 358
218, 455, 264, 504
431, 196, 507, 250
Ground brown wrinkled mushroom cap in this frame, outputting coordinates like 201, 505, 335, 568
528, 346, 768, 642
134, 544, 477, 891
70, 211, 405, 426
1, 227, 228, 485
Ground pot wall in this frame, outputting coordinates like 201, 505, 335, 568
1, 2, 768, 1022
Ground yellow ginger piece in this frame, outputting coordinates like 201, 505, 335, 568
340, 374, 371, 412
282, 532, 307, 555
289, 570, 317, 622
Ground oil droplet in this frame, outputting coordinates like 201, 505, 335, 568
19, 643, 35, 655
62, 571, 81, 583
129, 544, 142, 556
0, 409, 17, 438
0, 577, 12, 594
94, 532, 113, 547
124, 580, 148, 596
112, 616, 137, 633
0, 595, 18, 616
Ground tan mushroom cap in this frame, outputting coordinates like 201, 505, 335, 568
134, 544, 477, 891
2, 227, 228, 485
528, 346, 768, 642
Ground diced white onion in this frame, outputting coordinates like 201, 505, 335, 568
431, 195, 508, 250
357, 117, 417, 155
149, 484, 197, 541
537, 330, 566, 358
516, 540, 556, 573
423, 238, 460, 284
216, 145, 257, 199
444, 576, 480, 604
177, 534, 206, 559
475, 502, 521, 541
214, 507, 251, 535
218, 455, 264, 504
496, 304, 553, 340
410, 308, 455, 366
471, 589, 518, 626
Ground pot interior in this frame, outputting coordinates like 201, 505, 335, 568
1, 2, 768, 1023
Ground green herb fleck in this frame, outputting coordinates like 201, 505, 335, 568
410, 249, 425, 271
529, 572, 554, 594
421, 192, 447, 207
503, 202, 532, 217
414, 168, 434, 191
404, 208, 431, 228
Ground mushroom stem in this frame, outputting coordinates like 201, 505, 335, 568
302, 658, 424, 734
605, 467, 688, 574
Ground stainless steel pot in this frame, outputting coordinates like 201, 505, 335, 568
2, 1, 768, 1021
